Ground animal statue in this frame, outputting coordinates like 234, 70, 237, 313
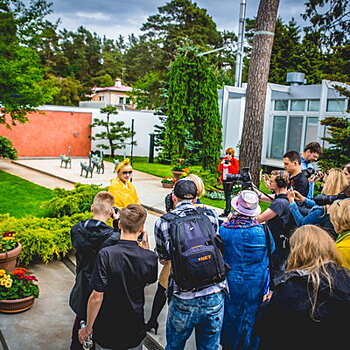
80, 152, 93, 178
113, 159, 120, 173
91, 151, 104, 174
60, 146, 71, 168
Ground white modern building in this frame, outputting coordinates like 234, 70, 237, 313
219, 73, 349, 167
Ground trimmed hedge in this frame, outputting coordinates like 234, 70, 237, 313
0, 213, 91, 265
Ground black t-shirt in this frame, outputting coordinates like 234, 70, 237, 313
267, 194, 294, 240
289, 172, 309, 197
90, 240, 158, 349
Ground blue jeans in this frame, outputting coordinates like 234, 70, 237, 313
165, 292, 224, 350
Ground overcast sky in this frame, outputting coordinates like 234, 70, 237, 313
47, 0, 309, 39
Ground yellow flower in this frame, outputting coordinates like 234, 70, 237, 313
4, 280, 12, 288
2, 237, 15, 241
0, 269, 5, 277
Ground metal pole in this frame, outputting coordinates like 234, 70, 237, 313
149, 133, 155, 163
234, 0, 247, 87
130, 119, 134, 165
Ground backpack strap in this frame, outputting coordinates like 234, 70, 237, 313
161, 212, 178, 222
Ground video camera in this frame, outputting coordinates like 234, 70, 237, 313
313, 192, 347, 206
226, 167, 253, 191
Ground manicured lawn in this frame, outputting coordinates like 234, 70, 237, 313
107, 156, 271, 211
0, 170, 53, 218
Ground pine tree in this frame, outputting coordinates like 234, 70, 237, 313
91, 107, 135, 157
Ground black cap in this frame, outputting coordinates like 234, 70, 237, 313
173, 179, 197, 199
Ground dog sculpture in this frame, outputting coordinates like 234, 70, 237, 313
80, 153, 93, 178
91, 151, 104, 174
60, 146, 71, 168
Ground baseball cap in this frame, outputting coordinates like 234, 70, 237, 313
173, 179, 197, 200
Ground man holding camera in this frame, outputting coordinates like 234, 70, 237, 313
69, 191, 120, 350
218, 147, 240, 217
154, 179, 227, 350
300, 142, 322, 198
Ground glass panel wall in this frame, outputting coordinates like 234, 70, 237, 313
327, 99, 345, 112
307, 100, 320, 111
274, 100, 288, 111
270, 116, 287, 158
304, 117, 319, 146
286, 116, 303, 152
290, 100, 306, 111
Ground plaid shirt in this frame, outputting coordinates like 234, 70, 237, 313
154, 201, 226, 299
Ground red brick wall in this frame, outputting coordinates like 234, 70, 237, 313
0, 110, 92, 157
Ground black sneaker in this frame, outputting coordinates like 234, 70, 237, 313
219, 212, 229, 217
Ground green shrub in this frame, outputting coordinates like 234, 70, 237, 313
0, 212, 91, 265
42, 183, 106, 217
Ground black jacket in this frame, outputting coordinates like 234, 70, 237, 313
69, 219, 120, 318
257, 263, 350, 350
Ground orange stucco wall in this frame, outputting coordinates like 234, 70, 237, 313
0, 110, 92, 157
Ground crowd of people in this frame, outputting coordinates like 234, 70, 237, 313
68, 143, 350, 350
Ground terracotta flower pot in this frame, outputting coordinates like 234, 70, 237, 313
0, 243, 22, 272
172, 170, 183, 180
162, 182, 174, 188
0, 295, 35, 314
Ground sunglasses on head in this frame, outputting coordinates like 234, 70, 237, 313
121, 171, 133, 175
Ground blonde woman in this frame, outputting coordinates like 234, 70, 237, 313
329, 199, 350, 269
287, 168, 348, 239
257, 225, 350, 350
187, 174, 205, 204
108, 158, 140, 208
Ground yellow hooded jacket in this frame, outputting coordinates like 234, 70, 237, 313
336, 231, 350, 270
108, 178, 140, 208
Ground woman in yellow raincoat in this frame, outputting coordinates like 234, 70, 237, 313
108, 158, 140, 208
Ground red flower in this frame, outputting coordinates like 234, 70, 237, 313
2, 231, 15, 237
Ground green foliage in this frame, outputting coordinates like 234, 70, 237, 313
0, 136, 17, 159
0, 232, 17, 252
92, 73, 114, 88
0, 213, 91, 265
0, 0, 57, 126
318, 116, 350, 171
42, 183, 105, 217
0, 170, 53, 218
162, 47, 222, 173
0, 269, 39, 300
91, 106, 135, 157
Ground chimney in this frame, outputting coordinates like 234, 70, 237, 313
115, 78, 122, 87
286, 72, 306, 86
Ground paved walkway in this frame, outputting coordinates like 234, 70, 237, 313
0, 159, 203, 349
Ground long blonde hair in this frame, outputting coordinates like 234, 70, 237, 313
322, 168, 348, 195
186, 174, 205, 198
287, 225, 343, 320
329, 199, 350, 234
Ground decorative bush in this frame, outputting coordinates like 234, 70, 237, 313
0, 213, 91, 265
161, 177, 176, 184
0, 136, 17, 159
0, 231, 18, 252
205, 191, 226, 200
42, 183, 105, 217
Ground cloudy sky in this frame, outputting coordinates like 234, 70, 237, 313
47, 0, 309, 39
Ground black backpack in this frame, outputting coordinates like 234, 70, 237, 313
162, 207, 227, 292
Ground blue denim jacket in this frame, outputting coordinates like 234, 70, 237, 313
289, 198, 326, 226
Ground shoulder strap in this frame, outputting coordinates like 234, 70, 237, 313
263, 224, 273, 270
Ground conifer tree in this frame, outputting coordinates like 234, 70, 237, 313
162, 47, 222, 173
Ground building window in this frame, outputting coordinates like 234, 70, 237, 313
326, 99, 345, 112
274, 100, 288, 111
99, 96, 104, 102
287, 116, 303, 152
304, 117, 319, 146
119, 97, 125, 104
290, 100, 305, 111
307, 100, 320, 112
270, 116, 287, 159
126, 98, 131, 105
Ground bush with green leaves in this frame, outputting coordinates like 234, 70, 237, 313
0, 136, 17, 159
0, 213, 91, 265
42, 183, 106, 217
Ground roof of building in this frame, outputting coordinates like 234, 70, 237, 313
92, 85, 133, 92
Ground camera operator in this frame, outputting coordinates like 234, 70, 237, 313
287, 168, 349, 240
217, 148, 239, 217
256, 170, 295, 284
300, 142, 322, 198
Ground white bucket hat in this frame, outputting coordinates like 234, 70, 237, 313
231, 190, 261, 216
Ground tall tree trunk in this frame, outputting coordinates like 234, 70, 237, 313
239, 0, 279, 186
